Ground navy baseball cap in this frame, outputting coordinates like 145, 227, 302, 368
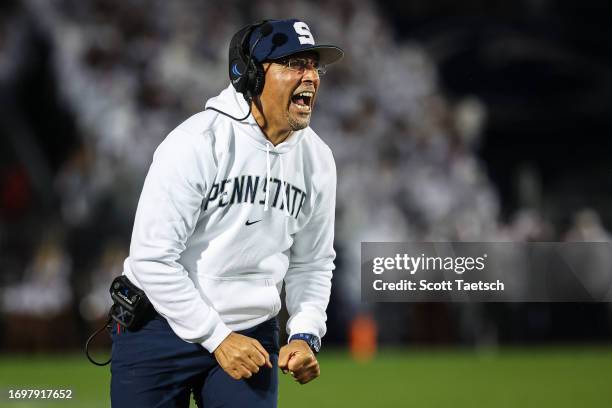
248, 19, 344, 66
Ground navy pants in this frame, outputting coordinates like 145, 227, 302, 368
110, 314, 279, 408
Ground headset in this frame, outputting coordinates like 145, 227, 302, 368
205, 20, 273, 122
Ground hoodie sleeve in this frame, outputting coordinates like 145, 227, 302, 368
284, 150, 337, 340
125, 128, 231, 352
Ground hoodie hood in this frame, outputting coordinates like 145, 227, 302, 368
205, 84, 306, 155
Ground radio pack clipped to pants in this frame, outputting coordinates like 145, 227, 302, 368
109, 275, 154, 330
85, 275, 154, 366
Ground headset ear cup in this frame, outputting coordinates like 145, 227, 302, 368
230, 59, 248, 93
228, 21, 270, 98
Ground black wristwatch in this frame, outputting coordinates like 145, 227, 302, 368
289, 333, 321, 354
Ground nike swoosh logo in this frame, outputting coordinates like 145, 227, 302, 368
245, 219, 262, 226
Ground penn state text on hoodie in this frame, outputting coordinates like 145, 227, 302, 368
123, 84, 336, 352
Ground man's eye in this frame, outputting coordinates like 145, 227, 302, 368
286, 58, 318, 71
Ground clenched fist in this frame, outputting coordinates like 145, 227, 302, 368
278, 340, 320, 384
213, 332, 272, 380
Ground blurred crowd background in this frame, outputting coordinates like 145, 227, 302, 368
2, 0, 612, 354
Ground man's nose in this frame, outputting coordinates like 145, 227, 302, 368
301, 67, 319, 82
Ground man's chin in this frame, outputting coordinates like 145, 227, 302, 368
287, 113, 311, 131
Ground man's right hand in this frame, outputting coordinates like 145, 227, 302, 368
213, 332, 272, 380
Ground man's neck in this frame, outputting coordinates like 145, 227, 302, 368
251, 103, 291, 146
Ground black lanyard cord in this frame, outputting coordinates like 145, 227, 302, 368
84, 313, 113, 366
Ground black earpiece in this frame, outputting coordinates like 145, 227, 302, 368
229, 20, 273, 101
207, 21, 273, 122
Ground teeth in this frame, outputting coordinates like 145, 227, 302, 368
293, 103, 311, 111
292, 91, 313, 111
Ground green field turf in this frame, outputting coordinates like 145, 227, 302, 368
1, 347, 612, 407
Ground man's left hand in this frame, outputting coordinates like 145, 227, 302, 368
278, 340, 320, 384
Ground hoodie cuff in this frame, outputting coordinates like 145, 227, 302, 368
201, 320, 232, 353
287, 314, 325, 340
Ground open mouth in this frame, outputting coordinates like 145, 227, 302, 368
291, 91, 314, 112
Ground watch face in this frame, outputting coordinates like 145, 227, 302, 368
310, 336, 321, 353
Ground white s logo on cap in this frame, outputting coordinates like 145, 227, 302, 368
293, 22, 315, 45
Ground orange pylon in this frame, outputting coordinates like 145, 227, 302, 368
349, 313, 377, 361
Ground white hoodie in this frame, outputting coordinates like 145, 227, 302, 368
123, 84, 336, 352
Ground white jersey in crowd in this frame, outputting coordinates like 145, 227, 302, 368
123, 84, 336, 352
